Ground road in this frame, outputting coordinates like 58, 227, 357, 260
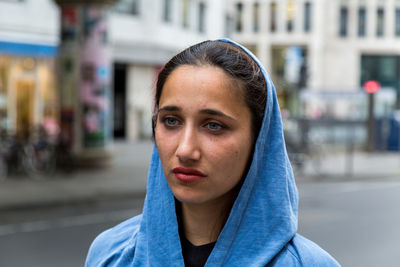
1, 180, 400, 267
0, 198, 144, 267
298, 180, 400, 267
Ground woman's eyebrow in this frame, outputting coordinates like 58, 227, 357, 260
200, 109, 235, 121
158, 106, 181, 112
158, 106, 235, 121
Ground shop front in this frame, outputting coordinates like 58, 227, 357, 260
0, 41, 58, 140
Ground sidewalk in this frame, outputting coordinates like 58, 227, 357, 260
0, 140, 154, 210
296, 149, 400, 181
0, 140, 399, 210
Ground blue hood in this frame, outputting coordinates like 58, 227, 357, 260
86, 39, 340, 266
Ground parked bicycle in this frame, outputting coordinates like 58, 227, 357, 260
26, 125, 57, 178
54, 131, 75, 173
0, 126, 57, 180
0, 130, 8, 182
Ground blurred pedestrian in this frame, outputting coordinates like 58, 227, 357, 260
86, 39, 340, 266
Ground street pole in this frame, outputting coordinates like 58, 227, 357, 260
364, 80, 380, 152
367, 92, 375, 152
346, 124, 354, 177
54, 0, 117, 167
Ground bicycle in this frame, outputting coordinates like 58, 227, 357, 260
23, 125, 56, 179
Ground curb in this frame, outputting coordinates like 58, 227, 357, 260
0, 191, 146, 212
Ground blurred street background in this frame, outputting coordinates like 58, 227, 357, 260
1, 0, 400, 266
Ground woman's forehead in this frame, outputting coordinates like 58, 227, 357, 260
160, 66, 244, 106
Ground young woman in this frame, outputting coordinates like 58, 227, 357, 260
86, 39, 340, 266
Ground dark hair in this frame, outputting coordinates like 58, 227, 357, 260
153, 40, 267, 140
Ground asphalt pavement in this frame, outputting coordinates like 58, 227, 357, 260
0, 140, 399, 210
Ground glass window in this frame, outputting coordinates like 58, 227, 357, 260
381, 56, 397, 81
376, 8, 385, 37
304, 2, 312, 32
235, 3, 243, 32
358, 7, 366, 37
182, 0, 190, 28
113, 0, 140, 15
0, 57, 9, 130
339, 6, 348, 37
286, 1, 295, 32
270, 2, 277, 32
361, 55, 400, 89
163, 0, 172, 22
395, 9, 400, 36
253, 2, 260, 32
198, 2, 206, 33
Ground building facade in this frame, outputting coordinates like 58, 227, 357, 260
0, 0, 227, 144
229, 0, 400, 119
110, 0, 227, 140
0, 0, 59, 138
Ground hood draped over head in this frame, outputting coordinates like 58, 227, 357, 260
86, 39, 340, 267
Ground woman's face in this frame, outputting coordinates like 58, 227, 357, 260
155, 65, 253, 205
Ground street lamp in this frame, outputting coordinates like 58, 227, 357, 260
364, 80, 380, 152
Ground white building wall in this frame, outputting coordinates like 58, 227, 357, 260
308, 0, 325, 90
321, 0, 400, 90
206, 0, 228, 39
110, 0, 227, 65
126, 65, 155, 140
0, 0, 59, 45
229, 0, 400, 92
110, 0, 228, 140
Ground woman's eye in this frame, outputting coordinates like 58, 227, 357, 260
164, 117, 179, 126
207, 122, 223, 131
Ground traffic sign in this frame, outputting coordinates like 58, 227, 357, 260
364, 80, 381, 94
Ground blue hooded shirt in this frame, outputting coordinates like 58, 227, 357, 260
85, 39, 341, 267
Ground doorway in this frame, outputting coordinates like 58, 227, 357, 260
16, 80, 35, 139
113, 63, 127, 139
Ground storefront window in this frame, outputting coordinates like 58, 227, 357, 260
0, 57, 9, 130
361, 55, 399, 89
38, 59, 59, 139
0, 55, 58, 137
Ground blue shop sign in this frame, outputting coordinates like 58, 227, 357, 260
0, 40, 57, 58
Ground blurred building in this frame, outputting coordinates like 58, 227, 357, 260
0, 0, 227, 143
110, 0, 227, 140
228, 0, 400, 119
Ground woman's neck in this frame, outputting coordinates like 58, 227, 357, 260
179, 192, 236, 246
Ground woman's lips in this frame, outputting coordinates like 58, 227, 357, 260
172, 167, 206, 182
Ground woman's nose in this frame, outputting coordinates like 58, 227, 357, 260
175, 126, 201, 162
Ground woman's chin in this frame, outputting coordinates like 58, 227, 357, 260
173, 191, 209, 205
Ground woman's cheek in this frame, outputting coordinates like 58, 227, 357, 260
207, 141, 240, 166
